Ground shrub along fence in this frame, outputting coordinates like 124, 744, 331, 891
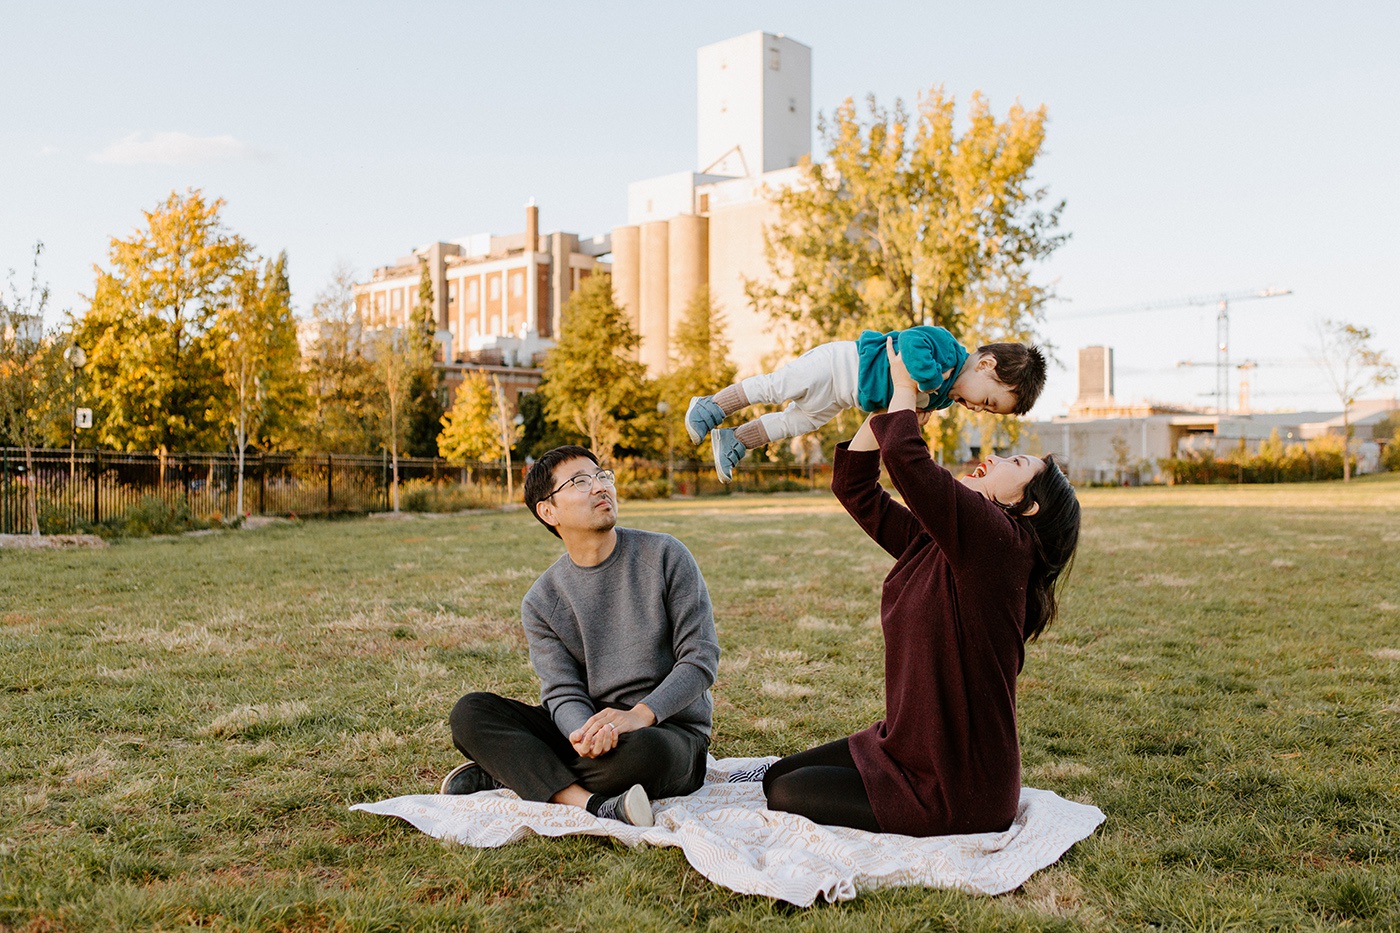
0, 447, 832, 535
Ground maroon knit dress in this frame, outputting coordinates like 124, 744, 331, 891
834, 410, 1036, 837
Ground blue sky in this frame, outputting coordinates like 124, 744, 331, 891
4, 1, 1397, 417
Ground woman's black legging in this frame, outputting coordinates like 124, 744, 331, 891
762, 737, 882, 832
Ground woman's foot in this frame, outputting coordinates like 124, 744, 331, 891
712, 428, 747, 484
685, 396, 726, 445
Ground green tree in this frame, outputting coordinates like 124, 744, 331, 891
1316, 319, 1397, 481
660, 286, 737, 461
405, 259, 445, 457
438, 371, 511, 463
76, 190, 254, 453
0, 243, 68, 534
748, 89, 1065, 459
302, 265, 379, 453
540, 274, 654, 462
514, 390, 570, 460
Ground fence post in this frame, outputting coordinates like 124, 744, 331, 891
92, 449, 101, 525
2, 448, 7, 534
326, 454, 334, 511
258, 452, 266, 515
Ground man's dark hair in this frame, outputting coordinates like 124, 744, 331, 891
524, 445, 599, 538
978, 343, 1047, 416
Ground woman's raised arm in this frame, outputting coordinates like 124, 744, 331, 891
875, 340, 1014, 566
831, 413, 921, 559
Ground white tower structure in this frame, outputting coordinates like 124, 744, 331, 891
696, 31, 812, 177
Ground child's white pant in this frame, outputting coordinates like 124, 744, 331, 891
740, 341, 861, 441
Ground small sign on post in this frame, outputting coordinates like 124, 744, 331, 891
75, 408, 93, 429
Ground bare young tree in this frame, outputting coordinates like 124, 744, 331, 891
0, 243, 67, 535
1315, 319, 1397, 482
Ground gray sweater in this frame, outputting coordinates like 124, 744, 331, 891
521, 527, 720, 739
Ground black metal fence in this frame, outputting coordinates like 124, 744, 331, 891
0, 447, 833, 535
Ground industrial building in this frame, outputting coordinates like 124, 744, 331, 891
351, 203, 610, 406
1012, 346, 1398, 483
611, 31, 813, 376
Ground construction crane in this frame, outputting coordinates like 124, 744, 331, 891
1062, 287, 1292, 413
1176, 358, 1316, 413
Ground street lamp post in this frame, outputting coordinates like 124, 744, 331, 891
63, 343, 86, 478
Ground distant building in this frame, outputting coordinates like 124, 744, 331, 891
1008, 345, 1399, 482
352, 203, 610, 408
612, 31, 814, 377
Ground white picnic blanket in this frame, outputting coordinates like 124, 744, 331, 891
351, 756, 1105, 906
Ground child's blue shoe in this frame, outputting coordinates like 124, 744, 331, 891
685, 396, 726, 445
711, 428, 747, 484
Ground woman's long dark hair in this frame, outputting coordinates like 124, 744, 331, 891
1002, 454, 1080, 641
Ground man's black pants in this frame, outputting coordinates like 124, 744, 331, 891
449, 692, 709, 803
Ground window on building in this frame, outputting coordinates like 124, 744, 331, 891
490, 314, 500, 333
392, 289, 402, 311
467, 279, 478, 304
769, 47, 780, 70
698, 193, 710, 213
511, 272, 523, 297
489, 276, 499, 300
447, 282, 457, 306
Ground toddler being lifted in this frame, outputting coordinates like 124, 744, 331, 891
686, 326, 1046, 483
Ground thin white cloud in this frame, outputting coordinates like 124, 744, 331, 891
91, 131, 265, 166
38, 144, 60, 156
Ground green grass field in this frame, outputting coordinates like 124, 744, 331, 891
2, 476, 1398, 932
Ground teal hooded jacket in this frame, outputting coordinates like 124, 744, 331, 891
855, 326, 969, 412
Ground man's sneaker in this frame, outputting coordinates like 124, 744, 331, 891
593, 783, 654, 827
725, 762, 771, 783
439, 760, 503, 795
712, 428, 747, 484
685, 396, 726, 445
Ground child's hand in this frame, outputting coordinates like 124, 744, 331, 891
885, 336, 917, 391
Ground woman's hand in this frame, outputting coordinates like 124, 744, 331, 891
886, 337, 919, 413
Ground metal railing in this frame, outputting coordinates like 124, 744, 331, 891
0, 447, 833, 535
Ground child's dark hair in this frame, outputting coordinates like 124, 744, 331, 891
1002, 454, 1080, 641
979, 343, 1047, 415
524, 445, 599, 538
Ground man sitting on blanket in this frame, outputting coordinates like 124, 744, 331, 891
441, 444, 721, 828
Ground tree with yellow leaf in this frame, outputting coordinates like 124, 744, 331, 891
438, 370, 513, 464
76, 190, 254, 453
748, 89, 1066, 459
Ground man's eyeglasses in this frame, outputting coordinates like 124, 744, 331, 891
547, 469, 616, 499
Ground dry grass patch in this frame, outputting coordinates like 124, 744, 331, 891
1136, 573, 1197, 588
760, 679, 812, 699
100, 622, 252, 655
795, 615, 848, 631
203, 700, 312, 738
58, 747, 122, 786
1029, 761, 1094, 782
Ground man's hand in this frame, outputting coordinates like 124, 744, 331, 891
568, 704, 656, 759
